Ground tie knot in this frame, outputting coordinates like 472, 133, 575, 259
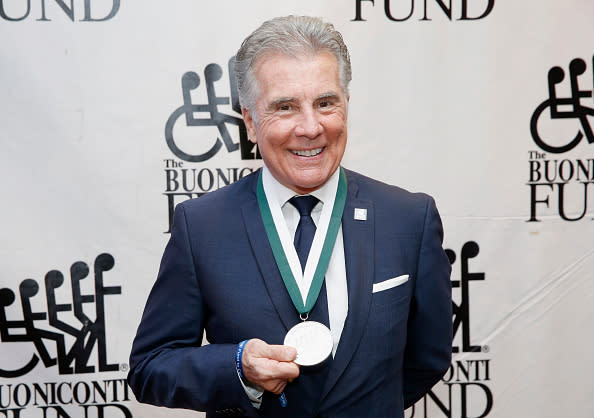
289, 195, 319, 217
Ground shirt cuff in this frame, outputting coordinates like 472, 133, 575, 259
236, 369, 264, 408
235, 340, 264, 408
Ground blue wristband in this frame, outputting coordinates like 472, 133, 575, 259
235, 340, 249, 381
279, 392, 287, 408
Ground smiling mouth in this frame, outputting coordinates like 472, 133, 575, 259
291, 147, 324, 157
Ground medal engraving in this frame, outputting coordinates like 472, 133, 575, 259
284, 321, 333, 366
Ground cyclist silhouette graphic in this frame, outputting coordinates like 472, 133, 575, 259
530, 56, 594, 153
165, 57, 259, 162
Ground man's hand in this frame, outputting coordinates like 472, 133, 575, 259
242, 338, 300, 394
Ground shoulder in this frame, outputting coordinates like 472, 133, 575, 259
344, 168, 435, 213
344, 168, 444, 244
176, 169, 259, 218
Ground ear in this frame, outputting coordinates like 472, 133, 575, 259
241, 107, 257, 143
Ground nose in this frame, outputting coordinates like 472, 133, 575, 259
294, 108, 322, 139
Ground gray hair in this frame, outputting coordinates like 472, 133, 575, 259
234, 15, 352, 114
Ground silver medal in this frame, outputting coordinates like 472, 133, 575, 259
283, 321, 333, 366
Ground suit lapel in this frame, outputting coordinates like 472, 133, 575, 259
241, 175, 299, 333
322, 171, 375, 399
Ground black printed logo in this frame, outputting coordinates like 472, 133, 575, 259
165, 57, 260, 162
0, 254, 121, 378
530, 56, 594, 154
409, 241, 492, 418
0, 0, 120, 22
526, 55, 594, 222
352, 0, 495, 22
447, 241, 485, 353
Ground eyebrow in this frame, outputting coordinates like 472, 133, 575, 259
266, 91, 340, 109
267, 97, 294, 109
317, 91, 340, 101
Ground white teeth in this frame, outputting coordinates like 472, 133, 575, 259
292, 148, 323, 157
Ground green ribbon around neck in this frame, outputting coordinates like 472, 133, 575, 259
257, 167, 347, 316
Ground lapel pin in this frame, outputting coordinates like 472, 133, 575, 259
354, 208, 367, 221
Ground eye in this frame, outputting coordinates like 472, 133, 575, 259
318, 97, 337, 109
278, 104, 291, 111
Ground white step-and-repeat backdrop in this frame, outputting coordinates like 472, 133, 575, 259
1, 1, 593, 417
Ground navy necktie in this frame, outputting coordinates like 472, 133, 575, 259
288, 195, 319, 271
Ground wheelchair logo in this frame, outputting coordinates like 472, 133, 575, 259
530, 56, 594, 153
0, 254, 121, 378
446, 241, 485, 354
165, 57, 260, 162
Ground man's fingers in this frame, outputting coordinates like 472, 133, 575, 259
273, 360, 300, 379
244, 339, 297, 365
242, 339, 300, 391
244, 352, 300, 381
260, 343, 297, 362
268, 380, 287, 395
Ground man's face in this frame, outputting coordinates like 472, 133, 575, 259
242, 52, 348, 195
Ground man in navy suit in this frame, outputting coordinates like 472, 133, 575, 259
128, 15, 452, 417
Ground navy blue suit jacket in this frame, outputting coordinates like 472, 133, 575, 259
128, 168, 452, 417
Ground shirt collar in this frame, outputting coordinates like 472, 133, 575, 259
261, 165, 340, 208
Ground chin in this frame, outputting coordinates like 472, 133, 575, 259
293, 178, 326, 193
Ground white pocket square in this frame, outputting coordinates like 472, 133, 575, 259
372, 274, 409, 293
